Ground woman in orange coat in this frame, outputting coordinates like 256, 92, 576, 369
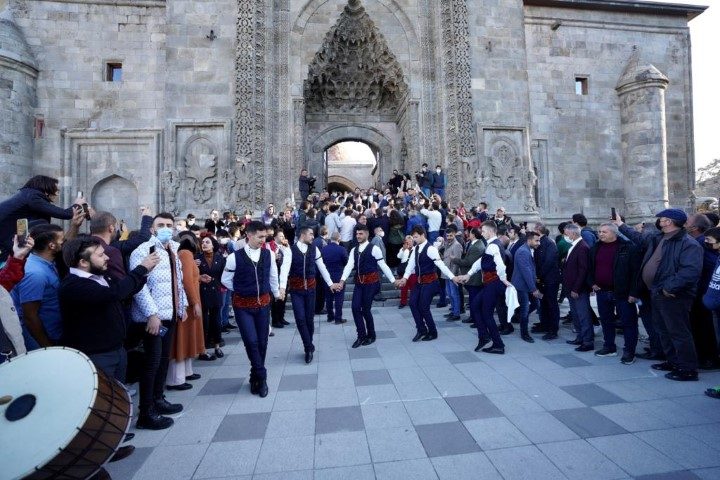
166, 232, 206, 390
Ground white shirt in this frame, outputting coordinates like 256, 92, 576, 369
69, 267, 109, 287
567, 237, 582, 259
402, 240, 455, 280
221, 244, 284, 297
339, 216, 357, 242
467, 236, 507, 281
420, 208, 442, 232
340, 241, 396, 283
283, 242, 334, 287
397, 248, 411, 264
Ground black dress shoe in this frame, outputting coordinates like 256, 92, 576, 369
412, 332, 425, 342
566, 339, 582, 346
123, 433, 135, 443
109, 445, 135, 462
366, 334, 376, 344
500, 325, 515, 335
482, 345, 505, 354
361, 337, 373, 346
398, 304, 407, 309
421, 332, 438, 341
214, 348, 224, 358
269, 331, 275, 337
446, 314, 461, 322
305, 351, 314, 364
250, 379, 259, 395
219, 339, 226, 347
531, 325, 548, 333
186, 373, 201, 381
636, 352, 665, 361
352, 338, 365, 348
521, 333, 535, 343
272, 322, 285, 328
258, 380, 269, 398
575, 344, 594, 352
651, 361, 675, 371
462, 317, 474, 323
327, 318, 335, 323
166, 382, 192, 391
136, 413, 174, 430
154, 397, 183, 415
335, 319, 347, 325
198, 353, 217, 361
665, 369, 698, 381
541, 333, 558, 341
281, 319, 291, 326
474, 337, 490, 352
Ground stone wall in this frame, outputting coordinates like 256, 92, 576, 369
524, 5, 694, 220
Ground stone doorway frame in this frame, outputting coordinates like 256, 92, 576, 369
306, 124, 397, 192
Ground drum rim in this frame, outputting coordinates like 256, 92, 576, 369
1, 346, 100, 479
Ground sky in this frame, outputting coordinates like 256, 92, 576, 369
657, 0, 720, 172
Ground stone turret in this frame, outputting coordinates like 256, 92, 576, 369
0, 1, 38, 196
616, 47, 670, 220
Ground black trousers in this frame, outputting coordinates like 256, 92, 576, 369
203, 304, 222, 347
315, 273, 326, 313
651, 293, 697, 371
271, 296, 287, 325
690, 297, 718, 364
139, 320, 175, 414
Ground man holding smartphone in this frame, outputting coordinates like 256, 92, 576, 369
129, 213, 188, 430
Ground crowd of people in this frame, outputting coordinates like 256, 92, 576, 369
1, 171, 720, 475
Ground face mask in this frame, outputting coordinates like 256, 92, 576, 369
155, 227, 173, 244
220, 238, 230, 245
563, 235, 572, 244
377, 231, 385, 238
436, 169, 441, 174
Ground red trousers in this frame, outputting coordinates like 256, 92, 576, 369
400, 274, 417, 306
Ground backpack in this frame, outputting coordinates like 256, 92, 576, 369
389, 224, 405, 245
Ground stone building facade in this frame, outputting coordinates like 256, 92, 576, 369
0, 0, 706, 224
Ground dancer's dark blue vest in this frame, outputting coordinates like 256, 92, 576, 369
233, 248, 271, 297
289, 244, 316, 279
415, 243, 436, 276
355, 244, 379, 276
481, 239, 505, 273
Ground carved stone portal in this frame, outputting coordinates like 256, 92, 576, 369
303, 0, 408, 116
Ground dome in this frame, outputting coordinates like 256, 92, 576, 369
0, 7, 38, 73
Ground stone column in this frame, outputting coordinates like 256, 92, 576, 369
616, 52, 670, 219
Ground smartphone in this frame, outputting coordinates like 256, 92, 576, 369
16, 218, 28, 247
77, 190, 91, 220
149, 245, 156, 255
611, 207, 617, 220
158, 326, 168, 337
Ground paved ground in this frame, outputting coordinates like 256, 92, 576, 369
107, 302, 720, 480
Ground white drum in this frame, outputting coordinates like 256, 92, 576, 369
0, 347, 132, 479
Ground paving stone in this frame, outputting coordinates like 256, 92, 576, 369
485, 445, 567, 480
353, 368, 393, 386
560, 384, 627, 407
161, 414, 224, 446
366, 426, 427, 462
104, 446, 153, 480
404, 398, 458, 425
545, 353, 592, 368
414, 422, 481, 457
635, 429, 720, 469
133, 444, 209, 480
506, 412, 580, 444
314, 431, 371, 469
212, 413, 270, 442
442, 351, 483, 364
551, 407, 628, 439
588, 434, 683, 476
273, 390, 317, 411
464, 417, 532, 450
361, 402, 413, 430
537, 439, 628, 480
430, 452, 503, 480
193, 440, 261, 478
313, 464, 376, 480
315, 406, 365, 434
356, 384, 400, 404
374, 458, 439, 480
348, 347, 381, 359
375, 330, 398, 339
444, 395, 504, 421
635, 472, 702, 480
486, 390, 545, 416
278, 374, 318, 391
316, 387, 359, 408
592, 403, 671, 432
198, 377, 246, 396
265, 409, 316, 438
254, 435, 315, 474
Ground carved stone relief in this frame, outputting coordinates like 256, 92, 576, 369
303, 0, 408, 116
183, 137, 217, 204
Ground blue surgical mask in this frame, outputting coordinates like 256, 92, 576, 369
156, 227, 173, 244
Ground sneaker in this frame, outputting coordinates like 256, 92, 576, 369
595, 348, 618, 357
620, 353, 635, 365
705, 387, 720, 399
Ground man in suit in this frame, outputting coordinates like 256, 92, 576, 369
562, 223, 593, 352
511, 232, 543, 343
532, 222, 561, 340
453, 228, 485, 325
322, 232, 349, 324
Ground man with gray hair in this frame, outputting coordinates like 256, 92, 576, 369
588, 222, 642, 364
563, 223, 594, 351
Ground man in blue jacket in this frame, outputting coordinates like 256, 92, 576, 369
322, 232, 349, 324
511, 232, 543, 343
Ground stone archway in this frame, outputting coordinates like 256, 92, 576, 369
328, 175, 359, 193
307, 124, 397, 190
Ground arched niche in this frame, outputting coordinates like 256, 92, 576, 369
91, 175, 139, 228
327, 175, 359, 193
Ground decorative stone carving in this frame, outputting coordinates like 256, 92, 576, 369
235, 0, 267, 208
439, 0, 477, 204
488, 138, 522, 200
161, 168, 182, 214
303, 0, 408, 116
183, 137, 217, 204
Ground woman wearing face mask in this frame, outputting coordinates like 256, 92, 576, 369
702, 227, 720, 398
197, 233, 226, 359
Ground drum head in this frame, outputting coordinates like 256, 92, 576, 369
0, 347, 98, 480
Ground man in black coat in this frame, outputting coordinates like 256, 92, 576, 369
298, 169, 317, 201
59, 235, 159, 380
532, 222, 561, 339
